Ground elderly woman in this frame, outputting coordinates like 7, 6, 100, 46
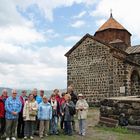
76, 94, 89, 136
38, 95, 52, 138
61, 94, 75, 136
23, 94, 38, 140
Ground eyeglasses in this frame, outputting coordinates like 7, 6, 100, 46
13, 93, 17, 94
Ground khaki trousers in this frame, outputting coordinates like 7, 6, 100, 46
6, 119, 18, 138
39, 120, 49, 136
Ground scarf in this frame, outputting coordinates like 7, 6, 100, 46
51, 99, 57, 110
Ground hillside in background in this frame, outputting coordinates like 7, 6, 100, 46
0, 87, 66, 97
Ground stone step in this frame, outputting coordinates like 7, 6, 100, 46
100, 116, 119, 124
99, 120, 118, 127
126, 125, 140, 133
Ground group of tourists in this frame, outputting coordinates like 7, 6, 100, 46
0, 85, 89, 140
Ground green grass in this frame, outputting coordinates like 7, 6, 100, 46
94, 126, 140, 140
96, 126, 130, 134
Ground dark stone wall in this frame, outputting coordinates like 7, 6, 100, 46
67, 37, 129, 102
100, 97, 140, 126
67, 36, 140, 102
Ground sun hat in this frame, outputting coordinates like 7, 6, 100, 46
78, 94, 83, 97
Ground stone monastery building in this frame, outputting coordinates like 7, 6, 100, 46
65, 14, 140, 102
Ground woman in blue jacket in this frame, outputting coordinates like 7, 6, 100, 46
38, 95, 52, 138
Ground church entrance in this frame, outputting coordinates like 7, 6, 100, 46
130, 70, 140, 95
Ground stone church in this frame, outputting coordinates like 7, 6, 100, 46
65, 14, 140, 102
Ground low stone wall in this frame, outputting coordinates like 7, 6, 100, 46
100, 96, 140, 126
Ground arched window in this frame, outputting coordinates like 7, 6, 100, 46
130, 70, 140, 95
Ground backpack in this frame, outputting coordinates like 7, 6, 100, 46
69, 106, 76, 116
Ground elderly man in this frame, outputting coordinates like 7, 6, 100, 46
17, 90, 27, 138
33, 88, 42, 104
5, 89, 22, 140
0, 89, 8, 138
40, 90, 44, 98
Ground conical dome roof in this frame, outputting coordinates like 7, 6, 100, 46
97, 17, 126, 32
94, 14, 131, 46
96, 14, 131, 34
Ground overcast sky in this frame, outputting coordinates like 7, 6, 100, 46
0, 0, 140, 90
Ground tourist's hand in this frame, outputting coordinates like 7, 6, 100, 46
62, 113, 64, 116
12, 112, 17, 115
80, 107, 84, 110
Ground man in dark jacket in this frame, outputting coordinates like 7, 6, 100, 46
67, 85, 78, 105
17, 90, 27, 138
67, 85, 78, 132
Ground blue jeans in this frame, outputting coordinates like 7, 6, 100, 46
64, 121, 72, 135
49, 116, 58, 134
79, 119, 86, 135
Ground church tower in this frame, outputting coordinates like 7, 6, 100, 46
94, 13, 131, 50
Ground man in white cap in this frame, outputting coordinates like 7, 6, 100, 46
76, 93, 89, 136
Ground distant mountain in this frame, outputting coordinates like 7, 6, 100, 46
0, 87, 66, 97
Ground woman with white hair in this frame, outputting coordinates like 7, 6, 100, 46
76, 94, 89, 136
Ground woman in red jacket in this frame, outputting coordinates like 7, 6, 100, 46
0, 89, 8, 138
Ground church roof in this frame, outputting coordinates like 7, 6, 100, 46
96, 15, 131, 35
65, 33, 127, 57
126, 45, 140, 54
64, 33, 140, 67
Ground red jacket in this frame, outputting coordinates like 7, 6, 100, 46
0, 96, 7, 118
60, 97, 65, 106
55, 95, 61, 104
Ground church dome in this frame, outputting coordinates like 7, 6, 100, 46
94, 14, 131, 46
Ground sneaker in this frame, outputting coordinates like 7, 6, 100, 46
79, 132, 82, 135
44, 134, 48, 137
39, 135, 43, 138
6, 137, 10, 140
24, 136, 27, 139
11, 137, 16, 140
82, 133, 85, 136
30, 136, 34, 139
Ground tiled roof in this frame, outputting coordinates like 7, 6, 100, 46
96, 16, 128, 32
125, 45, 140, 54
